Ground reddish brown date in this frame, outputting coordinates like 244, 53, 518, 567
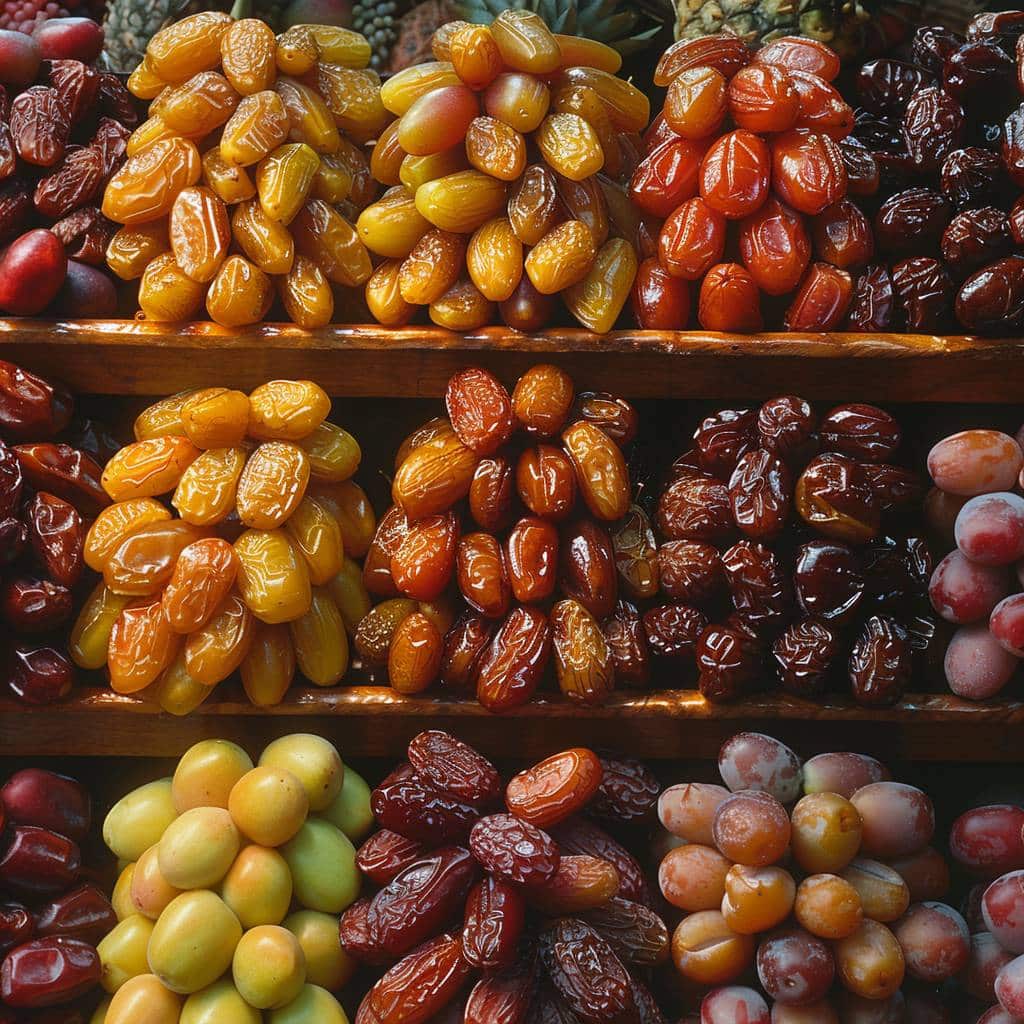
356, 830, 425, 886
407, 729, 501, 806
370, 774, 480, 845
505, 747, 603, 829
475, 605, 551, 712
462, 875, 526, 970
469, 813, 561, 886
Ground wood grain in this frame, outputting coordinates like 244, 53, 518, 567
1, 320, 1023, 400
4, 688, 1024, 762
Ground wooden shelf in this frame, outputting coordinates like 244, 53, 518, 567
1, 320, 1022, 400
4, 688, 1024, 762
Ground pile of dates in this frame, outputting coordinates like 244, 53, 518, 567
926, 427, 1024, 699
356, 362, 639, 710
358, 11, 649, 332
98, 733, 368, 1022
0, 20, 135, 317
844, 12, 1024, 334
1, 359, 120, 705
73, 379, 377, 713
643, 396, 933, 705
343, 729, 669, 1023
0, 767, 114, 1016
103, 14, 380, 327
631, 34, 861, 332
659, 732, 964, 1021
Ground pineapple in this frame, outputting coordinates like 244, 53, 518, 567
672, 0, 922, 60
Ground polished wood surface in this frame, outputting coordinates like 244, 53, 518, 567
1, 320, 1022, 400
4, 688, 1023, 762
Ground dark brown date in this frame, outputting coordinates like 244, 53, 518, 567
941, 208, 1010, 277
0, 363, 73, 440
693, 408, 757, 479
370, 773, 480, 845
469, 813, 561, 887
12, 444, 108, 515
33, 884, 115, 944
7, 646, 74, 705
856, 59, 933, 116
407, 730, 501, 807
941, 147, 1004, 209
944, 39, 1015, 106
838, 137, 880, 196
601, 600, 651, 688
462, 875, 525, 970
0, 577, 72, 633
773, 617, 840, 696
580, 897, 670, 966
863, 463, 924, 511
560, 519, 617, 620
849, 614, 912, 707
846, 264, 895, 331
820, 404, 899, 463
25, 492, 83, 588
540, 918, 635, 1024
795, 452, 881, 544
756, 395, 818, 465
656, 473, 732, 543
475, 605, 552, 712
956, 256, 1024, 333
356, 830, 425, 886
465, 957, 537, 1024
0, 937, 99, 1009
728, 448, 791, 541
366, 846, 479, 957
696, 623, 762, 703
470, 455, 515, 533
339, 898, 389, 965
794, 539, 864, 624
1, 769, 90, 842
440, 613, 493, 692
588, 755, 659, 826
893, 257, 954, 331
0, 826, 80, 895
721, 540, 792, 628
912, 25, 963, 75
0, 904, 33, 955
550, 816, 648, 904
573, 393, 639, 447
642, 603, 707, 661
873, 187, 951, 257
657, 540, 721, 604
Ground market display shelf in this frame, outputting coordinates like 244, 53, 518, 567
5, 688, 1023, 762
2, 321, 1023, 401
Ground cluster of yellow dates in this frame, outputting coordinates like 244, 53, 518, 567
69, 380, 376, 714
101, 12, 381, 327
357, 10, 651, 333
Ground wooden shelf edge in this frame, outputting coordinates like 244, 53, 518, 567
4, 689, 1024, 761
0, 321, 1021, 400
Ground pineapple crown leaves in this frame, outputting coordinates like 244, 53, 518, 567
453, 0, 663, 54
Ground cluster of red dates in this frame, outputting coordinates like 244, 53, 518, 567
0, 768, 113, 1015
649, 396, 930, 705
630, 34, 863, 332
0, 359, 119, 705
343, 729, 668, 1024
359, 363, 640, 711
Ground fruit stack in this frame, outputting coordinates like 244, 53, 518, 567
357, 10, 650, 332
98, 735, 368, 1022
356, 362, 640, 709
630, 34, 860, 331
642, 397, 931, 705
102, 13, 380, 327
845, 13, 1024, 334
0, 19, 136, 317
343, 729, 668, 1024
659, 732, 966, 1021
0, 360, 120, 705
0, 768, 113, 1016
951, 801, 1024, 1021
72, 379, 376, 713
926, 427, 1024, 699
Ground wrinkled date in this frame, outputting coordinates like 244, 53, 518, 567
588, 756, 659, 826
540, 918, 636, 1024
469, 812, 561, 886
773, 617, 841, 696
408, 730, 501, 807
370, 773, 480, 845
721, 540, 793, 628
580, 896, 670, 967
366, 846, 479, 957
462, 875, 526, 970
848, 614, 912, 707
550, 816, 648, 904
0, 363, 73, 440
356, 830, 425, 887
505, 748, 603, 829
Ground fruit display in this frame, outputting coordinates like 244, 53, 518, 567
642, 395, 931, 705
0, 766, 114, 1015
659, 731, 967, 1019
356, 9, 650, 332
0, 359, 122, 705
926, 426, 1024, 700
343, 728, 669, 1023
952, 799, 1024, 1021
70, 378, 377, 713
357, 362, 642, 710
97, 734, 368, 1021
632, 34, 865, 331
0, 20, 134, 317
839, 13, 1024, 335
101, 13, 380, 327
